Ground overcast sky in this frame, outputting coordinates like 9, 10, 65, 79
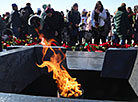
0, 0, 137, 15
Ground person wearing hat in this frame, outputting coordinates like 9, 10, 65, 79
8, 3, 22, 38
25, 2, 34, 16
40, 4, 47, 30
67, 3, 81, 46
37, 8, 41, 16
20, 3, 34, 35
42, 8, 64, 45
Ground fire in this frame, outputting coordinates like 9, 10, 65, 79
36, 29, 82, 97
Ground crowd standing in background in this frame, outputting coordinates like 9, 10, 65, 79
0, 1, 138, 51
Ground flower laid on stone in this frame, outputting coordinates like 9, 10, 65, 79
2, 34, 138, 52
1, 34, 40, 49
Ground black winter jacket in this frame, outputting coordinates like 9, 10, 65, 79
43, 11, 64, 35
68, 9, 81, 27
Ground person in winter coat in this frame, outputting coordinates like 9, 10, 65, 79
43, 8, 64, 45
79, 9, 87, 44
85, 11, 92, 43
0, 17, 6, 51
23, 3, 34, 23
114, 3, 130, 45
40, 4, 47, 30
91, 1, 107, 45
20, 3, 34, 35
4, 12, 10, 28
134, 5, 138, 43
101, 9, 111, 43
9, 3, 22, 38
126, 7, 134, 44
86, 11, 92, 31
67, 3, 81, 46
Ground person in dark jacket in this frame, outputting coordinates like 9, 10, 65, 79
23, 3, 34, 24
9, 3, 22, 38
67, 3, 81, 46
4, 12, 10, 28
126, 7, 134, 44
114, 3, 131, 45
101, 9, 111, 43
20, 3, 34, 35
43, 8, 64, 45
0, 17, 6, 51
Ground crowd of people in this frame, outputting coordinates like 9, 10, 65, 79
0, 1, 138, 51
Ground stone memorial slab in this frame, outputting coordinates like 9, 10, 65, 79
66, 51, 105, 71
0, 92, 119, 102
101, 48, 137, 79
129, 50, 138, 96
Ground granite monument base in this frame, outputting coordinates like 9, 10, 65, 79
0, 46, 138, 101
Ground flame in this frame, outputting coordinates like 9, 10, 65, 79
36, 29, 82, 97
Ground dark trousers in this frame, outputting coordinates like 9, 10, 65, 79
113, 34, 120, 44
79, 31, 84, 44
54, 34, 62, 45
70, 35, 77, 46
68, 27, 78, 46
126, 28, 133, 44
0, 36, 2, 52
126, 35, 132, 44
101, 36, 106, 43
93, 27, 104, 45
134, 30, 138, 43
94, 37, 100, 45
13, 27, 20, 38
134, 32, 138, 43
94, 37, 106, 45
113, 34, 128, 45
